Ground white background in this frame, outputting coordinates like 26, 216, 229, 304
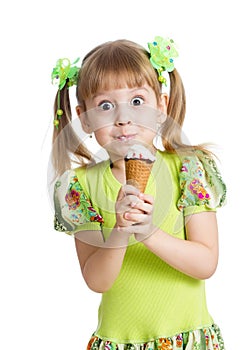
1, 0, 246, 349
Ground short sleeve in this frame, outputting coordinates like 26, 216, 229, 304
53, 170, 104, 235
177, 153, 227, 216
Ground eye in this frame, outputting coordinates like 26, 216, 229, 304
98, 101, 114, 111
131, 96, 144, 106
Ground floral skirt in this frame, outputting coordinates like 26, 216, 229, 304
87, 324, 225, 350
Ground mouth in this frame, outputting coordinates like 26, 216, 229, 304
115, 134, 137, 142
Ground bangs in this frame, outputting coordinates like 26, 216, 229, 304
90, 68, 150, 94
85, 66, 155, 97
77, 40, 160, 101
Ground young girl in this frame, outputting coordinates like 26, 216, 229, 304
51, 36, 226, 349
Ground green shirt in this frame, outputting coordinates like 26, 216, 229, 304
54, 151, 226, 342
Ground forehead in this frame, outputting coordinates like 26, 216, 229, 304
92, 70, 149, 95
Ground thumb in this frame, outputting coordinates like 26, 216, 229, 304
117, 186, 126, 201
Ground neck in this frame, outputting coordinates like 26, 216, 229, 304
110, 158, 126, 184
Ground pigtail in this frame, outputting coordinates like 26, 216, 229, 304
161, 69, 186, 151
160, 69, 214, 159
52, 82, 92, 178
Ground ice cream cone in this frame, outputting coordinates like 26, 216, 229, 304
125, 159, 153, 192
124, 145, 156, 193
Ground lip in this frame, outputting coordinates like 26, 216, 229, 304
115, 134, 137, 141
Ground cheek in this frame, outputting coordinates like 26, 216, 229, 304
94, 127, 112, 145
86, 109, 115, 132
132, 105, 160, 131
138, 128, 156, 144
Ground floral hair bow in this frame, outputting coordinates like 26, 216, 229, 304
51, 58, 81, 128
148, 36, 178, 86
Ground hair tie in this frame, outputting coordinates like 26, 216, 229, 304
51, 58, 81, 129
160, 70, 170, 95
147, 36, 179, 95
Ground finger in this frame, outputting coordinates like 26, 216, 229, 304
119, 222, 154, 236
123, 195, 143, 210
124, 212, 149, 223
130, 201, 153, 215
116, 195, 140, 213
117, 185, 139, 202
117, 186, 126, 201
117, 225, 135, 235
139, 193, 154, 205
122, 184, 140, 196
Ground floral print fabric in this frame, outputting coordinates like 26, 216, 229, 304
54, 170, 103, 234
177, 154, 226, 212
87, 324, 225, 350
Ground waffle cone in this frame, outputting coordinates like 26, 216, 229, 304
125, 159, 153, 192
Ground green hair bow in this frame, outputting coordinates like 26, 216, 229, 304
148, 36, 178, 85
51, 57, 80, 89
51, 58, 81, 128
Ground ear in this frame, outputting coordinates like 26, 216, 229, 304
76, 105, 93, 134
157, 93, 169, 122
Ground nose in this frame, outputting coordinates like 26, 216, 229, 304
116, 120, 131, 126
115, 104, 132, 126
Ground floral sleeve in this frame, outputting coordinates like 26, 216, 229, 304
177, 153, 226, 216
54, 170, 104, 235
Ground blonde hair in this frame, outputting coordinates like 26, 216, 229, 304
52, 39, 211, 177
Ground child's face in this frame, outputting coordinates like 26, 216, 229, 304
78, 84, 167, 159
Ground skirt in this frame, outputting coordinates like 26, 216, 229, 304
87, 324, 225, 350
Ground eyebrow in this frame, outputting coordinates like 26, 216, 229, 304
92, 87, 150, 99
130, 87, 149, 93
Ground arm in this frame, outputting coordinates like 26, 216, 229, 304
75, 228, 131, 293
74, 185, 140, 293
142, 211, 219, 279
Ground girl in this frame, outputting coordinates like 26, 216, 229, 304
51, 37, 226, 349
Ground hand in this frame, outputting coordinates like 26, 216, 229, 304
117, 192, 155, 241
115, 184, 143, 228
